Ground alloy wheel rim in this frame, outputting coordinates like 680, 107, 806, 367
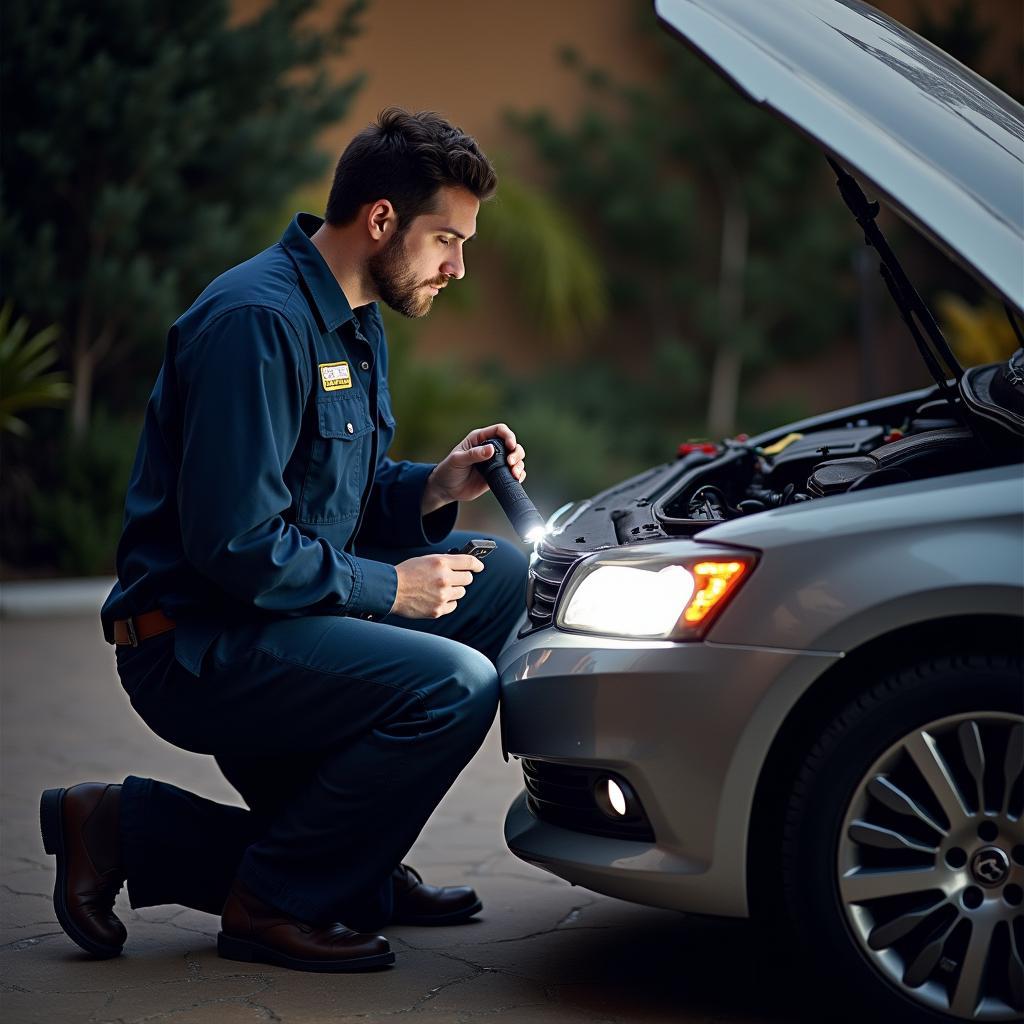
838, 711, 1024, 1020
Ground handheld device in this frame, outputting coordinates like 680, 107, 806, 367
447, 539, 497, 558
473, 437, 547, 543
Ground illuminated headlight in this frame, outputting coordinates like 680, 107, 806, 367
556, 546, 755, 641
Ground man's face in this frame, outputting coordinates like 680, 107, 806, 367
367, 186, 479, 318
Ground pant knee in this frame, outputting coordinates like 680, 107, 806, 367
464, 654, 499, 729
458, 651, 499, 725
425, 649, 498, 737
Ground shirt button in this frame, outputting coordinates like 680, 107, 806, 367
360, 361, 370, 371
346, 422, 354, 434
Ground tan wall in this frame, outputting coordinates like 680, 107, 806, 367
236, 0, 1024, 414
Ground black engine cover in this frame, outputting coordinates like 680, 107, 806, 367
806, 427, 975, 497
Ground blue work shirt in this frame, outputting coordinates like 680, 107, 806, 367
101, 213, 458, 675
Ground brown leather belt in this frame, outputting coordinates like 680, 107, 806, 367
113, 609, 176, 647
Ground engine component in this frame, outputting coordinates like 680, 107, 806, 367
806, 427, 975, 497
960, 346, 1024, 435
687, 485, 734, 521
762, 425, 885, 489
760, 432, 804, 456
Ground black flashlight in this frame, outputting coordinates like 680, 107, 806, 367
475, 437, 547, 543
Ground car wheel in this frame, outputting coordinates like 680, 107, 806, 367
783, 653, 1023, 1023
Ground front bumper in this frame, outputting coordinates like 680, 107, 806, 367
498, 620, 839, 917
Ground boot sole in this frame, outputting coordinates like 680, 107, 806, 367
392, 898, 483, 926
217, 932, 395, 972
39, 788, 124, 959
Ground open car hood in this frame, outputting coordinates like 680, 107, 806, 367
654, 0, 1024, 312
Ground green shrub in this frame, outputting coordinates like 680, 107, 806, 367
30, 410, 141, 575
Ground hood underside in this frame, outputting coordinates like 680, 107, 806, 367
654, 0, 1024, 312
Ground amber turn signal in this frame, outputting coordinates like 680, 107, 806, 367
682, 561, 749, 624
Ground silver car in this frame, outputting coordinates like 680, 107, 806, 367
497, 2, 1024, 1022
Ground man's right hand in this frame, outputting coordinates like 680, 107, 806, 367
390, 554, 485, 619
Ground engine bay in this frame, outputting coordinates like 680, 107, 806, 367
522, 359, 1024, 634
657, 400, 983, 534
540, 372, 1024, 560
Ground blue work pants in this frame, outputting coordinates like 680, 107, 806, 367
114, 532, 527, 928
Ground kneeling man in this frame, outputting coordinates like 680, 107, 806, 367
41, 107, 528, 973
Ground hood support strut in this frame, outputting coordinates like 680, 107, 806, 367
828, 158, 966, 417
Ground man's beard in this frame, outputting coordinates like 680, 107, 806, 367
367, 231, 440, 318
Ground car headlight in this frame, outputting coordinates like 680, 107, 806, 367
555, 545, 756, 641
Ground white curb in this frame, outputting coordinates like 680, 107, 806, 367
0, 577, 117, 618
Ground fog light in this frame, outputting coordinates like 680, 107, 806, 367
607, 779, 627, 816
594, 775, 638, 820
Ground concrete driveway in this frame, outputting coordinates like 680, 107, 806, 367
1, 615, 804, 1023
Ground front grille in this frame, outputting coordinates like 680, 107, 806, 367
521, 758, 656, 842
525, 546, 581, 630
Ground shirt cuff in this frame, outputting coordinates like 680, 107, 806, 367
422, 499, 459, 546
405, 463, 459, 546
347, 557, 399, 620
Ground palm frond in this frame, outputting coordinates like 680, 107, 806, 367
0, 301, 70, 436
479, 176, 607, 344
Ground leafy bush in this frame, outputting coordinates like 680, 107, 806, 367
1, 0, 369, 575
507, 30, 855, 437
29, 410, 142, 576
2, 0, 367, 439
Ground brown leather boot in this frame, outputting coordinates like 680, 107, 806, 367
218, 880, 394, 972
391, 864, 482, 926
39, 783, 127, 958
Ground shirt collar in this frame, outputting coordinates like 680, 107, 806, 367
281, 213, 359, 334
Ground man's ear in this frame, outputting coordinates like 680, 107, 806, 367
367, 199, 396, 241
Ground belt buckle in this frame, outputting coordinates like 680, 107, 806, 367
125, 617, 139, 648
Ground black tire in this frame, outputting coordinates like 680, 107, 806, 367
782, 653, 1023, 1024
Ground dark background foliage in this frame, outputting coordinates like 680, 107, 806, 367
0, 0, 1015, 574
1, 0, 367, 572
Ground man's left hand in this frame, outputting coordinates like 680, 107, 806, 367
423, 423, 526, 514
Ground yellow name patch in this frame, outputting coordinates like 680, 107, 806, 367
319, 361, 352, 391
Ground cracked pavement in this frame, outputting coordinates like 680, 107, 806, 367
1, 616, 803, 1023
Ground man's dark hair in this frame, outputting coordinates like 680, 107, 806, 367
325, 107, 497, 229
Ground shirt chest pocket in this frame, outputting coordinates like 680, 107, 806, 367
296, 395, 374, 525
